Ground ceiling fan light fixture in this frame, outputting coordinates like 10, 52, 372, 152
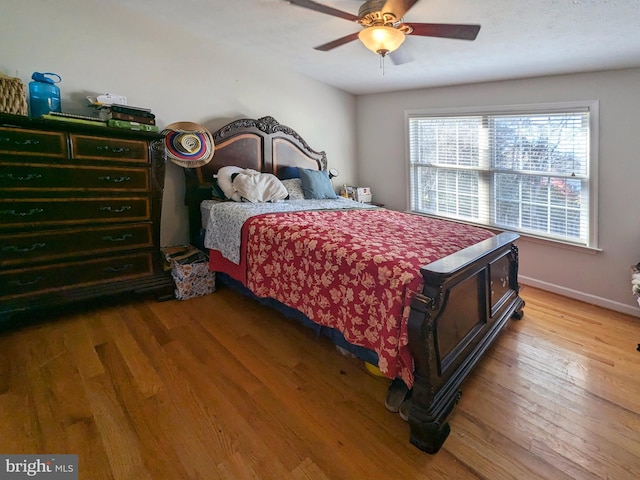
357, 25, 405, 56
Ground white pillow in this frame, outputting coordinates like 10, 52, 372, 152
281, 178, 305, 200
216, 166, 243, 202
232, 171, 288, 203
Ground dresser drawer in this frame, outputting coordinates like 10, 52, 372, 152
0, 252, 153, 299
0, 223, 153, 267
0, 127, 67, 157
0, 162, 150, 192
0, 197, 150, 228
71, 134, 149, 163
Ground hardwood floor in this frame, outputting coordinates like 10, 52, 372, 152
1, 284, 639, 479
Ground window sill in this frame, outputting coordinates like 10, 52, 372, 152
514, 232, 601, 254
406, 210, 601, 255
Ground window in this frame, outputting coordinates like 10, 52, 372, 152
407, 102, 598, 248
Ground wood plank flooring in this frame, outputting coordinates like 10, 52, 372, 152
0, 284, 639, 479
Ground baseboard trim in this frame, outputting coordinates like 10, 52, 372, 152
519, 275, 640, 318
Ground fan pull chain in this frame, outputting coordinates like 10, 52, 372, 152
379, 54, 386, 75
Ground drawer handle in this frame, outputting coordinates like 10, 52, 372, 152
96, 145, 131, 154
104, 263, 133, 273
2, 242, 46, 253
100, 206, 132, 213
0, 173, 43, 181
98, 175, 132, 183
0, 137, 41, 146
0, 208, 44, 217
102, 234, 134, 242
8, 276, 44, 287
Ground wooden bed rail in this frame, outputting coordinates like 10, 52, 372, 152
406, 232, 525, 453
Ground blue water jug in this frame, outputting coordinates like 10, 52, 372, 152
29, 72, 62, 117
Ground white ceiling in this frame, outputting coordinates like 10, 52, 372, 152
114, 0, 640, 95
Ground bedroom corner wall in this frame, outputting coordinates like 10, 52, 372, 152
0, 0, 357, 247
356, 68, 640, 316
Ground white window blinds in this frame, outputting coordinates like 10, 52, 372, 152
408, 103, 597, 247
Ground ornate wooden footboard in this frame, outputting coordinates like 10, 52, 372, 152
406, 231, 525, 453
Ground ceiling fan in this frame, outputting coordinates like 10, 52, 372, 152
285, 0, 480, 62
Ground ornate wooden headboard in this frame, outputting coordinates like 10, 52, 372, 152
182, 116, 328, 245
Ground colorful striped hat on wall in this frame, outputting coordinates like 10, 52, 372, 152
162, 121, 215, 168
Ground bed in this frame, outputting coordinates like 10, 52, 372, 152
182, 116, 525, 453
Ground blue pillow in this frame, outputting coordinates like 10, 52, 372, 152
279, 166, 300, 180
297, 168, 338, 199
211, 177, 226, 199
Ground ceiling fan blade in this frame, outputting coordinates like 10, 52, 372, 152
314, 32, 360, 51
286, 0, 360, 22
390, 47, 414, 65
409, 23, 481, 40
381, 0, 419, 20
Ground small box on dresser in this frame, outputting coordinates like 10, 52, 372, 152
0, 113, 174, 326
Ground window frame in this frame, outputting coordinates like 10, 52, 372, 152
405, 101, 600, 250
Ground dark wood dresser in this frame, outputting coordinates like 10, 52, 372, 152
0, 113, 173, 325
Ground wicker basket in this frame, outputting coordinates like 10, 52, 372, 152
0, 74, 27, 116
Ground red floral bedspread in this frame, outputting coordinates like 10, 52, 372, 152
244, 208, 494, 387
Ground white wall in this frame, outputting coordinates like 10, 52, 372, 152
356, 69, 640, 316
0, 0, 357, 246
